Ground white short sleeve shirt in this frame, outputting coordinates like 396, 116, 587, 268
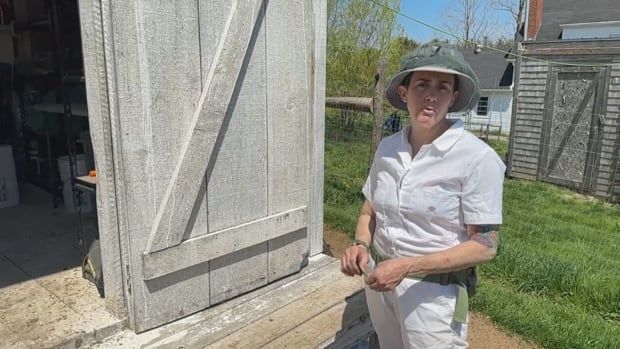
362, 119, 506, 257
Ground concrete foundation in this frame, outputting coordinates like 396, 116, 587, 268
0, 184, 123, 348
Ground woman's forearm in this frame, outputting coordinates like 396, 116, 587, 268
354, 200, 375, 246
403, 224, 500, 276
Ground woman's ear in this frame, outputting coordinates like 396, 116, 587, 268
397, 85, 408, 102
449, 91, 459, 108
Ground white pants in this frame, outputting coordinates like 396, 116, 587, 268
365, 277, 468, 349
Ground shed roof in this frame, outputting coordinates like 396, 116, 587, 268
461, 49, 513, 90
537, 0, 620, 41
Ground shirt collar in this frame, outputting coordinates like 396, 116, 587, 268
400, 118, 464, 154
432, 119, 464, 152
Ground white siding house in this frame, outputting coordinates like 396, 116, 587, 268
458, 49, 515, 135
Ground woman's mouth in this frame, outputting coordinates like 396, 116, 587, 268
420, 107, 436, 117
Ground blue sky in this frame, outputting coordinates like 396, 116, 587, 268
396, 0, 515, 43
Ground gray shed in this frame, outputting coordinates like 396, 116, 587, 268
508, 0, 620, 201
78, 0, 326, 332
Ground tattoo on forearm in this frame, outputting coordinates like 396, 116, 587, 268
470, 225, 500, 251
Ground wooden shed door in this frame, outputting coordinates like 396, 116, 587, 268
78, 0, 318, 332
539, 67, 606, 191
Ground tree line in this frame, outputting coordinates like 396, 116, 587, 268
326, 0, 523, 98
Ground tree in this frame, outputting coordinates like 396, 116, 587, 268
441, 0, 493, 48
326, 0, 402, 97
491, 0, 525, 36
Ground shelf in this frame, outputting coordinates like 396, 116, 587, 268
33, 103, 88, 117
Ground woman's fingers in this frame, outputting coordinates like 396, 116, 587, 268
340, 246, 364, 276
340, 253, 353, 276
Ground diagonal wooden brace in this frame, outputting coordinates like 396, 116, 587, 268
145, 0, 264, 253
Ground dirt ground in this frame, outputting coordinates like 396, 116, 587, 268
323, 227, 540, 349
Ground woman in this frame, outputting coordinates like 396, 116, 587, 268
340, 42, 505, 348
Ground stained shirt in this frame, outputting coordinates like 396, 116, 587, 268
362, 119, 506, 258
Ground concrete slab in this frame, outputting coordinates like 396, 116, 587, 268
0, 267, 124, 349
0, 184, 123, 349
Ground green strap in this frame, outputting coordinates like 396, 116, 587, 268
453, 286, 469, 323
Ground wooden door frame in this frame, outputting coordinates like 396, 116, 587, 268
77, 0, 327, 329
538, 65, 608, 192
77, 0, 133, 321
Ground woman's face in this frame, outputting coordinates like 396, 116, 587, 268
397, 71, 458, 130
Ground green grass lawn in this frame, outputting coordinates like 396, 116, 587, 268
324, 134, 620, 348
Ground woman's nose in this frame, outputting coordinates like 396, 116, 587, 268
424, 94, 438, 103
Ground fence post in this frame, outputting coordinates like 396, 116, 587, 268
371, 56, 388, 164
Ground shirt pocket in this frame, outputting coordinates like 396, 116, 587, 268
406, 186, 460, 222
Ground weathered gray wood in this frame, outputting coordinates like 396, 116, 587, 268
512, 148, 540, 158
201, 0, 270, 306
145, 0, 264, 253
510, 170, 537, 179
206, 273, 364, 348
309, 0, 327, 257
266, 0, 309, 213
77, 0, 127, 319
512, 157, 539, 167
519, 73, 548, 79
513, 143, 541, 152
523, 48, 620, 56
514, 131, 542, 139
517, 84, 547, 91
519, 90, 548, 98
203, 1, 267, 234
108, 0, 207, 331
200, 1, 232, 85
265, 0, 311, 279
608, 91, 620, 99
515, 119, 543, 127
209, 242, 269, 305
325, 97, 373, 113
142, 207, 307, 280
517, 97, 546, 104
546, 75, 598, 176
514, 124, 542, 133
268, 228, 309, 282
515, 109, 544, 116
82, 0, 323, 333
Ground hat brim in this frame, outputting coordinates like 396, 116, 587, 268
386, 66, 479, 113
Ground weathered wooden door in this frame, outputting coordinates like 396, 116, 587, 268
79, 0, 325, 332
539, 67, 607, 191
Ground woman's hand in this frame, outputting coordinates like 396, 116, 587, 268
365, 257, 411, 292
340, 245, 369, 276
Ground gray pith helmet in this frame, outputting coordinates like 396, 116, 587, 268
386, 42, 480, 113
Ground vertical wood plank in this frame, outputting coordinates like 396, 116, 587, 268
205, 1, 269, 304
266, 0, 311, 280
309, 0, 327, 256
266, 0, 309, 213
110, 0, 207, 332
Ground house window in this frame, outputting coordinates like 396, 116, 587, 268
477, 97, 489, 116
